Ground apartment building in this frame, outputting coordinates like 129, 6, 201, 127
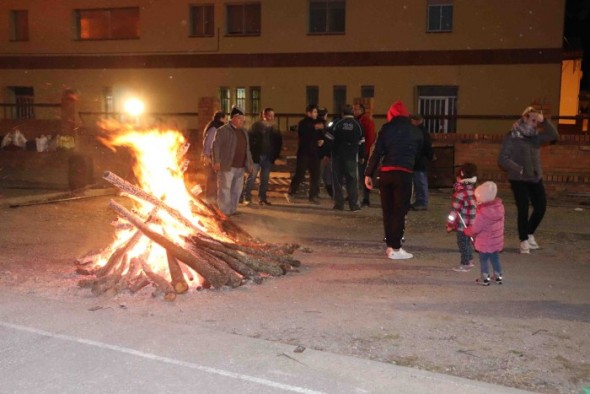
0, 0, 567, 133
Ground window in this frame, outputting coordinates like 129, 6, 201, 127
103, 87, 114, 115
226, 3, 261, 36
235, 88, 246, 111
249, 87, 261, 115
417, 86, 457, 133
76, 7, 139, 40
306, 86, 319, 106
9, 10, 29, 41
9, 87, 35, 119
219, 87, 231, 113
333, 85, 346, 115
427, 0, 453, 32
361, 85, 374, 98
309, 0, 345, 34
190, 4, 214, 37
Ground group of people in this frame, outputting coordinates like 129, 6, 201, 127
200, 106, 282, 216
199, 101, 558, 287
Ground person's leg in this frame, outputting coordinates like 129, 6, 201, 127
413, 171, 428, 208
527, 180, 547, 235
479, 252, 491, 277
308, 156, 321, 200
490, 252, 502, 277
216, 170, 233, 215
379, 172, 395, 247
358, 160, 370, 205
258, 155, 271, 202
288, 155, 308, 195
322, 157, 334, 197
229, 167, 245, 214
242, 162, 260, 202
331, 156, 345, 208
205, 164, 217, 203
345, 159, 359, 210
456, 231, 471, 265
390, 172, 412, 249
510, 180, 531, 241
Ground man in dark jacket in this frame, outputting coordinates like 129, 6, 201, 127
365, 101, 423, 260
242, 108, 283, 206
410, 114, 434, 210
286, 104, 321, 204
325, 104, 364, 211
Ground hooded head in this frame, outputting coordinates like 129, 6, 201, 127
230, 106, 244, 118
387, 100, 410, 121
475, 181, 498, 204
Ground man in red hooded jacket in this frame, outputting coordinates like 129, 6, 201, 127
364, 101, 423, 260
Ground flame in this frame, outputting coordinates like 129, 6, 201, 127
95, 120, 228, 285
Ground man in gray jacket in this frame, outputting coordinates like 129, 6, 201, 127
212, 106, 253, 215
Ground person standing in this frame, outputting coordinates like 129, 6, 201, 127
212, 106, 253, 216
201, 111, 226, 203
446, 163, 478, 272
410, 114, 434, 210
354, 104, 375, 207
242, 108, 283, 206
364, 100, 423, 260
285, 104, 321, 204
325, 104, 364, 211
498, 106, 558, 254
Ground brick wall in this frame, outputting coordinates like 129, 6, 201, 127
431, 133, 590, 194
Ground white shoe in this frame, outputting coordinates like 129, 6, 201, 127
387, 247, 413, 260
528, 234, 539, 249
520, 240, 530, 254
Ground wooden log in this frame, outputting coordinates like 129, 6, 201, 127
166, 250, 189, 294
129, 272, 150, 293
189, 248, 243, 288
204, 249, 263, 284
96, 230, 142, 277
140, 260, 176, 302
109, 200, 227, 288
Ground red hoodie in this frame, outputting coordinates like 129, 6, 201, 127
387, 100, 410, 122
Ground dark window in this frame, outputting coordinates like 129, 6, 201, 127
9, 87, 35, 119
226, 3, 261, 36
190, 4, 214, 37
309, 0, 345, 34
417, 86, 458, 133
306, 86, 319, 106
427, 1, 453, 32
249, 87, 261, 115
220, 87, 231, 113
9, 10, 29, 41
235, 87, 246, 111
333, 85, 346, 115
76, 7, 139, 40
361, 85, 374, 98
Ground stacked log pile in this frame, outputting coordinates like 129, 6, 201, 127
75, 171, 300, 301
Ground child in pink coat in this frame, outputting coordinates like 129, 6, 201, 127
464, 181, 505, 285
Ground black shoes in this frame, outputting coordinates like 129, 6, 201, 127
259, 200, 272, 206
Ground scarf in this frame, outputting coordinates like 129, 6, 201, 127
510, 118, 537, 139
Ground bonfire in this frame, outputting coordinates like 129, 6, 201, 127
75, 121, 299, 300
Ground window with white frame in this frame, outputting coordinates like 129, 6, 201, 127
76, 7, 139, 40
219, 87, 231, 114
417, 86, 457, 133
190, 4, 214, 37
9, 10, 29, 41
235, 88, 246, 112
427, 0, 453, 33
309, 0, 345, 34
226, 3, 261, 36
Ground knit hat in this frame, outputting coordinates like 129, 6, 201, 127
475, 181, 498, 203
387, 100, 410, 121
230, 106, 244, 118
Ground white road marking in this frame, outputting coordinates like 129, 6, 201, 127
0, 321, 324, 394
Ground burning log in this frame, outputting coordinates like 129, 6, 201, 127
166, 251, 189, 294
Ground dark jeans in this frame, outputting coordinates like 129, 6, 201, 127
358, 160, 370, 203
379, 170, 413, 249
204, 163, 217, 203
243, 155, 272, 202
479, 252, 502, 277
332, 155, 359, 209
413, 170, 429, 207
456, 231, 473, 265
509, 180, 547, 241
289, 154, 320, 199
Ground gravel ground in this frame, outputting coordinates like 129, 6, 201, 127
1, 188, 589, 393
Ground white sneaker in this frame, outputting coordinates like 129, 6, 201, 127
520, 240, 530, 254
528, 234, 539, 249
387, 248, 413, 260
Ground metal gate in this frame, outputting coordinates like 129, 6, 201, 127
418, 95, 457, 133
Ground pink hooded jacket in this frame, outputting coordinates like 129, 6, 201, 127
464, 198, 505, 253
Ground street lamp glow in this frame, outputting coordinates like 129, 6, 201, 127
124, 98, 145, 117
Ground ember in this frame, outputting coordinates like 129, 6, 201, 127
76, 123, 300, 300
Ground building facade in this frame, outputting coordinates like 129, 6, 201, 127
0, 0, 566, 133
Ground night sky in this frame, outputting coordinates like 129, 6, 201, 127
564, 0, 590, 92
